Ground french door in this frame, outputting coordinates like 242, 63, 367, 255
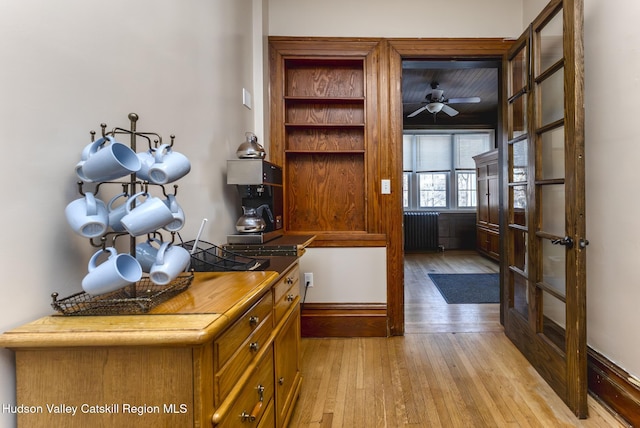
503, 0, 587, 418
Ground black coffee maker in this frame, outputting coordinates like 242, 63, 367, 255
227, 159, 283, 244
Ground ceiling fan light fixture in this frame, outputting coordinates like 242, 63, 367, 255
426, 102, 444, 114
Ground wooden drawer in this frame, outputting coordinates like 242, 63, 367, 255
273, 264, 299, 304
215, 291, 272, 369
477, 228, 489, 253
477, 227, 500, 261
487, 230, 500, 259
215, 313, 272, 404
217, 349, 275, 428
257, 398, 275, 428
273, 265, 300, 325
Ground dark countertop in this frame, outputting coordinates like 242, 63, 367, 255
224, 234, 315, 257
264, 255, 299, 275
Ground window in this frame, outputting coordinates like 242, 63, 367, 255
403, 131, 493, 210
419, 172, 448, 207
457, 171, 477, 207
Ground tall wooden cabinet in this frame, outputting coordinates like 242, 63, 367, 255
269, 38, 385, 247
474, 149, 500, 260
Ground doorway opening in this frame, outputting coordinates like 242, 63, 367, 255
400, 58, 502, 334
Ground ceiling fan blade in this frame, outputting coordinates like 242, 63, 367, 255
446, 96, 481, 104
441, 104, 459, 116
407, 105, 428, 118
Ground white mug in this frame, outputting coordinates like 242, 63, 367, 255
146, 144, 191, 184
163, 194, 185, 232
149, 242, 191, 285
75, 136, 141, 183
135, 237, 162, 273
136, 149, 156, 182
65, 192, 109, 238
107, 192, 129, 232
82, 247, 142, 296
119, 191, 174, 237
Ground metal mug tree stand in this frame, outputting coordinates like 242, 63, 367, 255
52, 113, 193, 316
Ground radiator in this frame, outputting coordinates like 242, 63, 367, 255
403, 211, 440, 251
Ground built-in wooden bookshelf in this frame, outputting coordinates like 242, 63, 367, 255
284, 58, 366, 233
270, 40, 385, 246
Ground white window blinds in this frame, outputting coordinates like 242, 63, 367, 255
454, 134, 491, 169
403, 135, 413, 171
416, 135, 451, 171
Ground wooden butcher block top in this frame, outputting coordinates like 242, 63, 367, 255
0, 270, 279, 349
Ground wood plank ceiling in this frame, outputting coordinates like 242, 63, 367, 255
402, 60, 499, 128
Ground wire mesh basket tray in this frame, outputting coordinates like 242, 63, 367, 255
179, 240, 270, 272
51, 273, 194, 316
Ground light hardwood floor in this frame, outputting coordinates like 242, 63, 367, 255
288, 251, 625, 427
405, 251, 501, 334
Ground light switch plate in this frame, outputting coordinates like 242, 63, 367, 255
381, 179, 391, 194
242, 88, 252, 109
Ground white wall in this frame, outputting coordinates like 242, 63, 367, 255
581, 0, 640, 379
299, 248, 387, 302
269, 0, 523, 38
0, 1, 266, 427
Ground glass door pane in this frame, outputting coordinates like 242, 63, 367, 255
511, 94, 527, 139
542, 239, 566, 297
542, 290, 567, 352
510, 229, 528, 273
541, 184, 565, 237
541, 127, 565, 179
510, 46, 527, 96
512, 139, 528, 183
539, 10, 564, 72
512, 273, 529, 320
509, 42, 527, 139
540, 69, 564, 125
510, 186, 527, 227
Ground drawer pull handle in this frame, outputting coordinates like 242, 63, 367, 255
249, 342, 260, 352
285, 277, 294, 285
286, 294, 295, 302
278, 377, 285, 385
240, 410, 255, 422
240, 385, 265, 422
249, 315, 259, 326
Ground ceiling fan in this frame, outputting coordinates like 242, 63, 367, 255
406, 82, 481, 120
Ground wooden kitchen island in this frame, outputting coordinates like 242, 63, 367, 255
0, 256, 302, 427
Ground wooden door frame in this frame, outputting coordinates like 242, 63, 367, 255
385, 39, 514, 336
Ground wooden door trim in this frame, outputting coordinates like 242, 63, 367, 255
386, 38, 513, 336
